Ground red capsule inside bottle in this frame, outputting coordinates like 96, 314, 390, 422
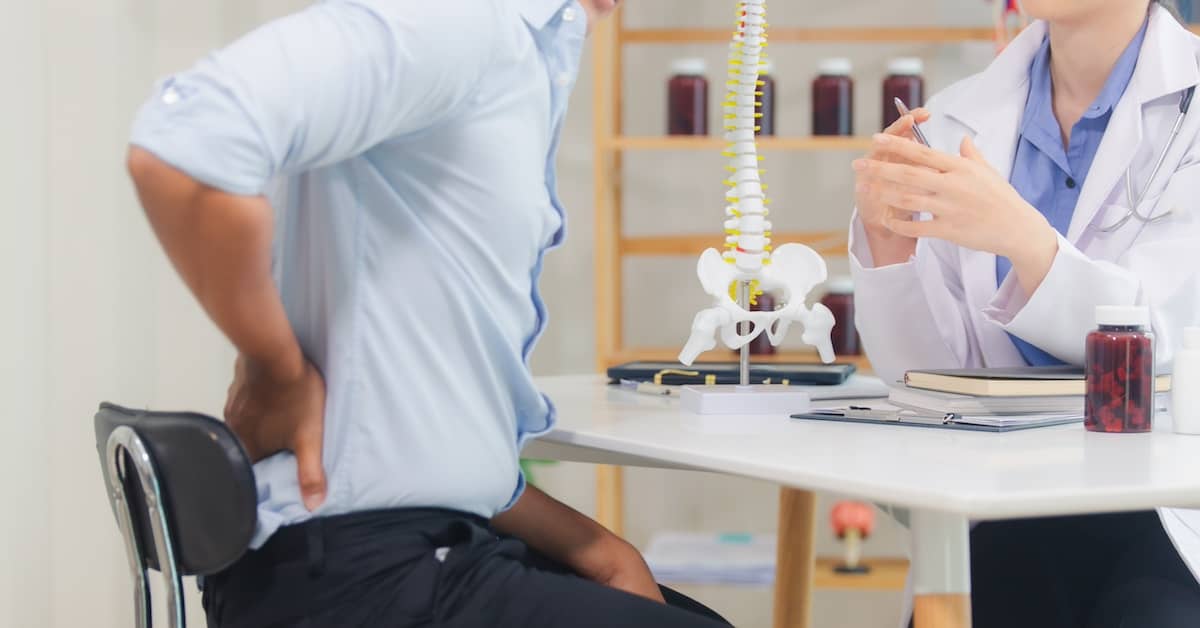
1085, 323, 1154, 433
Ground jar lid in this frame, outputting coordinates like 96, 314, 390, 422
824, 276, 855, 295
1184, 327, 1200, 350
1095, 305, 1150, 327
671, 58, 707, 76
818, 58, 852, 76
887, 57, 924, 76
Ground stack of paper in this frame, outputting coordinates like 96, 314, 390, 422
643, 532, 776, 586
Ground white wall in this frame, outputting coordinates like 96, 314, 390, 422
0, 1, 996, 627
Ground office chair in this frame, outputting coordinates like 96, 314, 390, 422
94, 404, 257, 628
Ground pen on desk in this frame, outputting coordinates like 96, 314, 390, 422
893, 97, 931, 148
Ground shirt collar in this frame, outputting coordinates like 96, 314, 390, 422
1021, 14, 1149, 141
1083, 16, 1149, 119
520, 0, 573, 30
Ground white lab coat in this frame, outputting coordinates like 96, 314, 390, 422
850, 4, 1200, 587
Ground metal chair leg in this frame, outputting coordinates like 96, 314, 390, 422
107, 427, 187, 628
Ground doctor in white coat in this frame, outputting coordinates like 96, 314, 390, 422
851, 0, 1200, 626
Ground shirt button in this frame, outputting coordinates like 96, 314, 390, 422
1066, 177, 1077, 189
562, 6, 577, 22
556, 73, 571, 87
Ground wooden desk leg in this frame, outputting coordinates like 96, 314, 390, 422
772, 488, 816, 628
913, 595, 971, 628
911, 510, 972, 628
595, 465, 625, 535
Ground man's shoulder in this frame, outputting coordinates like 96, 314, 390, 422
323, 0, 512, 66
332, 0, 508, 33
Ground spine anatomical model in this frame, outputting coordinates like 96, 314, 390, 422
679, 0, 837, 368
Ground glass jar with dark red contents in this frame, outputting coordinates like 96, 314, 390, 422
882, 57, 925, 130
819, 278, 861, 356
757, 60, 776, 136
667, 58, 709, 136
812, 58, 854, 136
1085, 306, 1155, 433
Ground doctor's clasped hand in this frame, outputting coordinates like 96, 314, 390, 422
854, 128, 1060, 296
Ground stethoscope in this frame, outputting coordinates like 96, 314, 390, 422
1097, 84, 1196, 232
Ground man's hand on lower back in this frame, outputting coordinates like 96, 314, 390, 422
224, 353, 328, 511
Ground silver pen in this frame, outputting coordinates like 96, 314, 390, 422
893, 97, 931, 148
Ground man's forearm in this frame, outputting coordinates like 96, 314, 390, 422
491, 485, 619, 574
127, 147, 302, 377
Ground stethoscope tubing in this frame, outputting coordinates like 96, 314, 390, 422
1098, 84, 1197, 232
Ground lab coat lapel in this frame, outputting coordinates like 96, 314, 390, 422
1067, 6, 1200, 242
940, 24, 1041, 318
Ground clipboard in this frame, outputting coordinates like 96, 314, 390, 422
791, 407, 1083, 433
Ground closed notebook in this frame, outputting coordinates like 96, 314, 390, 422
887, 386, 1084, 415
904, 366, 1171, 397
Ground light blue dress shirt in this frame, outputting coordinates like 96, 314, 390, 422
130, 0, 586, 547
998, 18, 1148, 366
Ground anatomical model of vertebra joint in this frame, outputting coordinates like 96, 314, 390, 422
679, 0, 837, 367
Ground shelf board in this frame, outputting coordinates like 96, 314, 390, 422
611, 136, 871, 152
622, 232, 848, 258
814, 557, 909, 591
607, 348, 873, 373
621, 26, 997, 44
622, 25, 1200, 46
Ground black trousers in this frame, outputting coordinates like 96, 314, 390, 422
202, 508, 732, 628
969, 511, 1200, 628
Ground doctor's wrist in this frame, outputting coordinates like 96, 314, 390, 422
1003, 214, 1059, 294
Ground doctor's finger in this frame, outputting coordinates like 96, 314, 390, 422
853, 159, 942, 191
883, 212, 943, 240
872, 134, 961, 172
872, 186, 949, 216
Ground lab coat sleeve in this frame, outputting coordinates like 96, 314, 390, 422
850, 211, 984, 384
129, 0, 499, 196
983, 162, 1200, 367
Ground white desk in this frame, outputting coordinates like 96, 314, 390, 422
525, 375, 1200, 628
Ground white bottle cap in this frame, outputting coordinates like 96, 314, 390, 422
671, 58, 707, 76
1184, 327, 1200, 350
824, 276, 855, 295
1095, 305, 1150, 327
887, 57, 924, 76
818, 58, 853, 76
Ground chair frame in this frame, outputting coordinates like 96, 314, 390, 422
104, 425, 187, 628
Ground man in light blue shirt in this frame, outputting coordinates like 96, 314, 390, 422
127, 1, 729, 626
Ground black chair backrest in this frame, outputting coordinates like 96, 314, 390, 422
94, 403, 257, 575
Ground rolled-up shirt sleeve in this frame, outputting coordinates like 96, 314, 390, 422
130, 0, 496, 196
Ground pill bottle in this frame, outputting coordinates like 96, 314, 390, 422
1085, 306, 1154, 433
819, 278, 861, 356
812, 58, 854, 136
668, 58, 709, 136
882, 57, 925, 130
1172, 327, 1200, 434
758, 60, 776, 136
